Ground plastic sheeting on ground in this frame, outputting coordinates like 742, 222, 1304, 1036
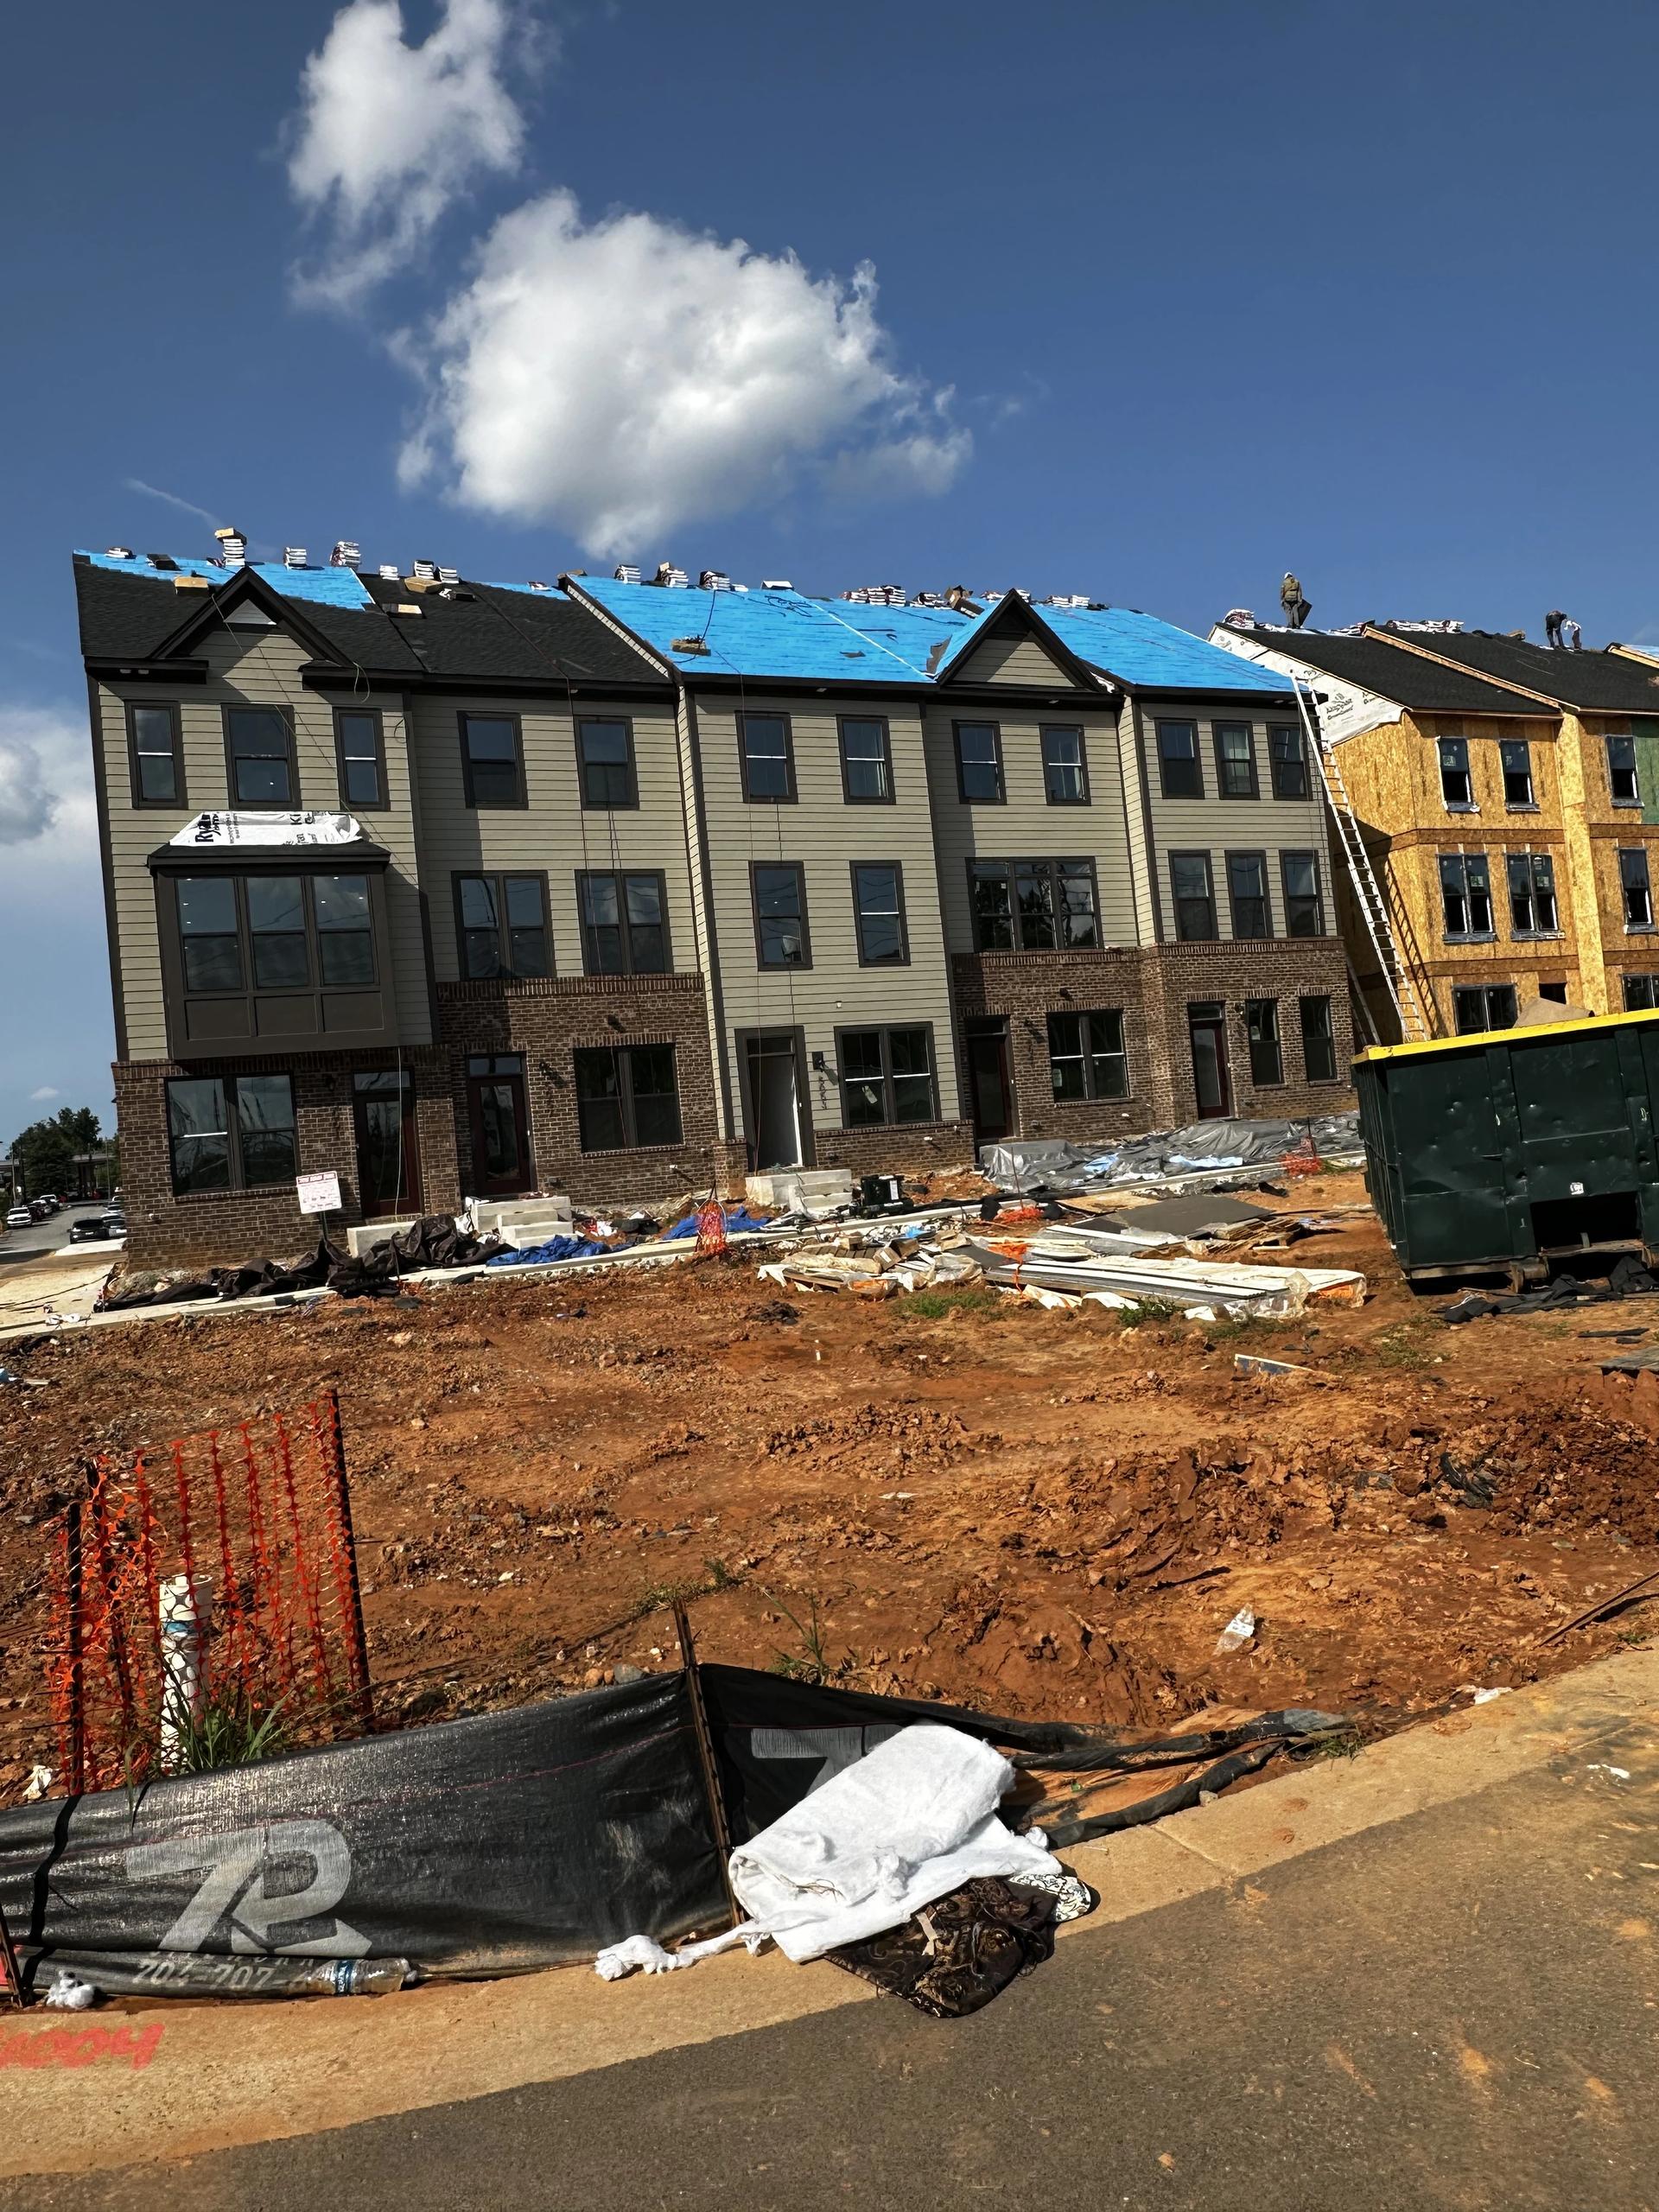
728, 1724, 1058, 1962
980, 1112, 1363, 1194
100, 1216, 503, 1311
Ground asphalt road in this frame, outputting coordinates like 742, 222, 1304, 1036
0, 1200, 118, 1265
11, 1719, 1657, 2212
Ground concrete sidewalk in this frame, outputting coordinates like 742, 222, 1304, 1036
3, 1643, 1657, 2208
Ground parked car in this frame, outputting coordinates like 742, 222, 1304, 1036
5, 1205, 31, 1230
69, 1212, 124, 1243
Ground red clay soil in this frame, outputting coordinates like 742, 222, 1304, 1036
3, 1172, 1658, 1799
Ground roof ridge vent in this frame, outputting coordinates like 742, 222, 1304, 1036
378, 564, 400, 580
613, 563, 641, 584
698, 569, 733, 591
437, 565, 460, 585
761, 578, 793, 592
213, 525, 247, 569
283, 546, 308, 569
330, 540, 360, 568
652, 563, 689, 588
411, 557, 440, 582
105, 545, 135, 560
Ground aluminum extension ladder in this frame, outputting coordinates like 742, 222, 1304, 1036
1291, 677, 1433, 1043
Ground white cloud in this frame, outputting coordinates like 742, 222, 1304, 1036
0, 707, 86, 846
398, 191, 972, 555
289, 0, 532, 303
29, 1087, 60, 1103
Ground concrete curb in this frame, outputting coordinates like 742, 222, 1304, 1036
2, 1640, 1654, 2177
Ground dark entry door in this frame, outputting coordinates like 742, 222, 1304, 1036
1187, 1001, 1234, 1119
963, 1018, 1014, 1143
742, 1032, 805, 1171
466, 1052, 534, 1194
353, 1071, 420, 1217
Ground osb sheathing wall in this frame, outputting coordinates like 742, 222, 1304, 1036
1329, 710, 1580, 1031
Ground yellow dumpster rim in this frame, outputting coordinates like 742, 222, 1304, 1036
1358, 1006, 1659, 1065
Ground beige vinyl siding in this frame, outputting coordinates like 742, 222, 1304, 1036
1116, 702, 1160, 941
922, 705, 1138, 954
99, 626, 429, 1056
410, 696, 696, 982
1143, 706, 1334, 939
950, 632, 1077, 688
694, 693, 960, 1124
675, 692, 732, 1134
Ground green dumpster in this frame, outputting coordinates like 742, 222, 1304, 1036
1356, 1008, 1659, 1286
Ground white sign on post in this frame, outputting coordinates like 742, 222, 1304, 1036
296, 1170, 342, 1217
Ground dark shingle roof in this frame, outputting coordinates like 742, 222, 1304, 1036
1230, 626, 1547, 717
73, 560, 663, 689
1369, 626, 1659, 715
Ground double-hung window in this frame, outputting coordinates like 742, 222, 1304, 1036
1245, 999, 1284, 1086
1507, 853, 1559, 935
1453, 984, 1517, 1034
129, 702, 183, 806
837, 1027, 937, 1127
838, 717, 892, 803
178, 877, 244, 991
576, 871, 668, 975
166, 1073, 297, 1194
460, 714, 524, 808
1281, 850, 1325, 937
752, 863, 810, 967
1624, 974, 1659, 1011
576, 718, 637, 809
1226, 851, 1271, 939
1046, 1010, 1128, 1102
851, 863, 907, 965
1156, 721, 1202, 798
1440, 853, 1493, 939
225, 707, 296, 806
573, 1045, 682, 1151
1300, 995, 1338, 1083
334, 710, 385, 810
1609, 734, 1641, 807
1040, 726, 1088, 804
1169, 852, 1217, 941
740, 713, 795, 802
1621, 848, 1654, 929
1268, 724, 1308, 800
1214, 722, 1258, 798
456, 874, 550, 979
1439, 735, 1475, 810
954, 721, 1004, 803
1501, 739, 1535, 809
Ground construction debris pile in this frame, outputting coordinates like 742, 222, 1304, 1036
981, 1111, 1363, 1196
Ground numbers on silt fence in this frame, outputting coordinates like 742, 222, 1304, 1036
41, 1389, 372, 1795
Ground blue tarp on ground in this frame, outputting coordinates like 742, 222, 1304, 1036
486, 1235, 625, 1267
660, 1207, 773, 1239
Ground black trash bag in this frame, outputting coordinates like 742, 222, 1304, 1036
100, 1216, 503, 1311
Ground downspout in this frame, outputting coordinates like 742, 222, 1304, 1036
680, 687, 736, 1140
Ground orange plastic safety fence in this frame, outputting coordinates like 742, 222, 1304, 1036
42, 1391, 371, 1795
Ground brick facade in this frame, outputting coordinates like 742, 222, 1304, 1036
950, 938, 1354, 1149
116, 1047, 461, 1270
435, 973, 725, 1208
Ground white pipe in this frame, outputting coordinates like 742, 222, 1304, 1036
158, 1573, 213, 1767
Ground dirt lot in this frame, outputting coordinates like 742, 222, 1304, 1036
3, 1173, 1659, 1799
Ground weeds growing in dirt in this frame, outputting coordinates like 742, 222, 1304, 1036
761, 1587, 852, 1685
164, 1686, 292, 1776
1114, 1297, 1186, 1327
1370, 1323, 1444, 1371
899, 1287, 1005, 1321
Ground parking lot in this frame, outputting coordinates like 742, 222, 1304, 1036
0, 1198, 121, 1265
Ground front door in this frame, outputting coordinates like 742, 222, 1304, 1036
742, 1032, 805, 1171
1187, 1001, 1234, 1119
466, 1052, 534, 1195
353, 1070, 421, 1217
963, 1017, 1014, 1143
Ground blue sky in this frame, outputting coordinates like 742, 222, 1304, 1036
3, 0, 1657, 1144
